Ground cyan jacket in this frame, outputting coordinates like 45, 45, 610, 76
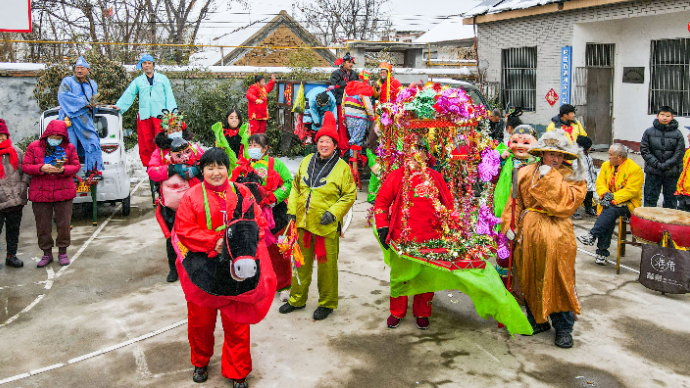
116, 72, 177, 120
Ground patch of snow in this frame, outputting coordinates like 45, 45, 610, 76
415, 17, 475, 43
126, 144, 147, 182
277, 156, 304, 178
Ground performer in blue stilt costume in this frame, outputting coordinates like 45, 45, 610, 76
57, 56, 103, 173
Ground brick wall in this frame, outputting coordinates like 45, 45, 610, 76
476, 0, 690, 127
236, 26, 332, 67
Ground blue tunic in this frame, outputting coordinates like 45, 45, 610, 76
57, 76, 103, 171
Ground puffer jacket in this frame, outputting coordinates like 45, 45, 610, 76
22, 120, 80, 202
640, 119, 685, 177
329, 67, 359, 105
0, 145, 30, 210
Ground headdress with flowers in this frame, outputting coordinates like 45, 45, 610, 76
159, 108, 187, 135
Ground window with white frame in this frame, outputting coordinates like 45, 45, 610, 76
501, 47, 537, 111
649, 39, 690, 116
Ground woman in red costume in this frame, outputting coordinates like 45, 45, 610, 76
374, 136, 453, 330
173, 147, 276, 387
246, 74, 276, 134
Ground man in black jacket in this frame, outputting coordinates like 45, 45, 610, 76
640, 106, 685, 208
330, 52, 359, 154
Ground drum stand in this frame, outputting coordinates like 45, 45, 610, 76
616, 217, 642, 274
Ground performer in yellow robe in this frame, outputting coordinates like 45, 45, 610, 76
501, 129, 587, 349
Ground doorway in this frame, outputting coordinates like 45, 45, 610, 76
573, 43, 615, 147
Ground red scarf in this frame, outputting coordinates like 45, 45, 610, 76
224, 127, 239, 137
0, 139, 19, 179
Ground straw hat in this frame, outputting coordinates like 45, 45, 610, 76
528, 129, 580, 160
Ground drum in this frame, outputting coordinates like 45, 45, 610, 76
630, 207, 690, 248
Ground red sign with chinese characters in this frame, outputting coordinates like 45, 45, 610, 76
545, 88, 560, 106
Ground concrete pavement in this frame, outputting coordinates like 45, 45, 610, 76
0, 177, 689, 388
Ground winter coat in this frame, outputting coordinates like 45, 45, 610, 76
488, 119, 506, 144
545, 116, 587, 144
640, 119, 685, 177
22, 122, 80, 203
595, 158, 644, 215
115, 71, 177, 120
287, 153, 357, 239
329, 67, 359, 105
0, 144, 29, 211
246, 80, 275, 121
304, 88, 337, 131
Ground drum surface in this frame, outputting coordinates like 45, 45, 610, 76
631, 207, 690, 247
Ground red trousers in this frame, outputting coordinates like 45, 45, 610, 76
336, 105, 349, 153
249, 119, 267, 134
390, 292, 434, 318
187, 301, 252, 380
137, 116, 162, 167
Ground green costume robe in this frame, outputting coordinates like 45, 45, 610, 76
286, 153, 357, 309
212, 121, 250, 171
367, 148, 380, 203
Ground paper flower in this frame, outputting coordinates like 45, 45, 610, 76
475, 205, 500, 236
477, 149, 501, 182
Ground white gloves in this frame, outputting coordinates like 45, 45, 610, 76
538, 165, 551, 178
506, 229, 516, 241
233, 258, 257, 280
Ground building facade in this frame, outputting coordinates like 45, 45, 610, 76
467, 0, 690, 149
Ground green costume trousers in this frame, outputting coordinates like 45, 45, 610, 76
288, 229, 340, 309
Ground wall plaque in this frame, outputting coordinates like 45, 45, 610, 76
623, 67, 645, 84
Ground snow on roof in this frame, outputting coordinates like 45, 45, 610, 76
190, 11, 272, 66
464, 0, 559, 17
415, 17, 475, 44
0, 62, 475, 76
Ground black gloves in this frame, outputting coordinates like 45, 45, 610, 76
288, 214, 296, 224
377, 227, 390, 250
602, 192, 614, 202
600, 199, 612, 208
320, 211, 336, 225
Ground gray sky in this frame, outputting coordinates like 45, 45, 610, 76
206, 0, 480, 34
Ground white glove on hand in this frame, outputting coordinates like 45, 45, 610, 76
233, 258, 257, 280
538, 165, 552, 178
506, 229, 516, 241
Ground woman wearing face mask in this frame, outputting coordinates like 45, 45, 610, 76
148, 109, 204, 282
279, 111, 357, 321
22, 120, 81, 268
230, 133, 293, 293
212, 108, 250, 171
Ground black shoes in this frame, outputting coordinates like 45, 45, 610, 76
555, 332, 573, 348
313, 307, 333, 320
5, 255, 23, 268
279, 303, 305, 314
233, 378, 249, 388
192, 366, 208, 383
166, 270, 179, 282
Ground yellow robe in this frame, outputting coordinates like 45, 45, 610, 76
501, 164, 587, 324
676, 148, 690, 196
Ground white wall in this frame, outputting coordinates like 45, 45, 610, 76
573, 11, 690, 146
475, 0, 690, 144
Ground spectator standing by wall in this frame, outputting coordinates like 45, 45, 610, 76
0, 119, 30, 268
22, 120, 80, 268
640, 106, 684, 208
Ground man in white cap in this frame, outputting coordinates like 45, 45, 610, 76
57, 55, 103, 173
114, 53, 177, 169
